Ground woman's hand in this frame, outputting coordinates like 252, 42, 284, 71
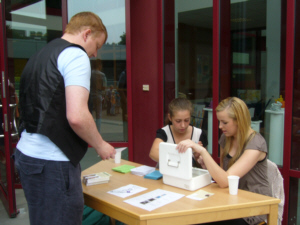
177, 139, 205, 154
198, 141, 203, 147
197, 155, 207, 169
194, 141, 207, 169
193, 141, 202, 159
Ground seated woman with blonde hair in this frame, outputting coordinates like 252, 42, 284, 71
177, 97, 270, 225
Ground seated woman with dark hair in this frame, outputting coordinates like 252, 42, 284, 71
149, 97, 208, 168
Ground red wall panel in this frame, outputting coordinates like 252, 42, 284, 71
130, 0, 163, 166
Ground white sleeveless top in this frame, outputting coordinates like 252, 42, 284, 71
161, 125, 202, 144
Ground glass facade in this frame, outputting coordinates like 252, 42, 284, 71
174, 0, 287, 164
168, 1, 296, 224
222, 0, 285, 167
289, 1, 300, 224
0, 0, 299, 223
68, 0, 127, 143
67, 0, 127, 168
292, 0, 300, 171
289, 178, 300, 224
5, 1, 63, 126
175, 0, 213, 153
1, 0, 128, 202
3, 0, 63, 189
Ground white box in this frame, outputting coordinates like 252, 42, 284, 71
159, 142, 212, 191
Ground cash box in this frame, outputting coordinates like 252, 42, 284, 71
159, 142, 212, 191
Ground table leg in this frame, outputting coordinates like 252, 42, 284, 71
109, 217, 116, 225
267, 204, 278, 224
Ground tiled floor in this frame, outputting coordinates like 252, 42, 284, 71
0, 147, 128, 224
0, 188, 30, 225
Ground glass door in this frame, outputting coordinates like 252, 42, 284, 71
0, 0, 18, 217
0, 0, 63, 217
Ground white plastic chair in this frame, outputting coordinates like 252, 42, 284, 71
267, 159, 284, 225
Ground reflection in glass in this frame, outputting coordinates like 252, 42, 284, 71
289, 178, 300, 224
90, 59, 106, 132
292, 0, 300, 171
175, 0, 213, 152
68, 0, 127, 142
225, 0, 285, 166
3, 0, 62, 190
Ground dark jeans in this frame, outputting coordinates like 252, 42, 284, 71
14, 149, 84, 225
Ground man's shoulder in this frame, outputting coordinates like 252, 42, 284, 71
58, 46, 88, 65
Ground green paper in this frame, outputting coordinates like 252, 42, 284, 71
112, 165, 136, 173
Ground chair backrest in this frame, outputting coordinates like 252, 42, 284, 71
267, 159, 284, 225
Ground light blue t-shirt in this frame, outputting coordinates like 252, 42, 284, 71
17, 46, 90, 161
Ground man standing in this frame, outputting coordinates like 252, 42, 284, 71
14, 12, 115, 225
90, 59, 107, 132
118, 69, 128, 141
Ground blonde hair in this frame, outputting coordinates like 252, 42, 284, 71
65, 12, 107, 42
216, 97, 254, 168
165, 98, 193, 125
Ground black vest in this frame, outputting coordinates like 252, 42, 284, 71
19, 38, 88, 166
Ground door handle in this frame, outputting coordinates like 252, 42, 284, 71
0, 104, 18, 138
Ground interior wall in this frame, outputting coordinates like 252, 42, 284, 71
130, 0, 164, 166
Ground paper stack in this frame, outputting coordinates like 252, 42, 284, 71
144, 170, 162, 180
112, 165, 136, 173
130, 165, 156, 176
82, 172, 111, 186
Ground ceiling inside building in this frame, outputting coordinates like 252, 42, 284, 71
178, 0, 267, 31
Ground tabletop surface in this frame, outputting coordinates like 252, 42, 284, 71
82, 159, 280, 222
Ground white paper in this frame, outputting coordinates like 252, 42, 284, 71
186, 190, 214, 201
130, 165, 156, 176
115, 147, 127, 152
124, 189, 185, 211
107, 184, 147, 198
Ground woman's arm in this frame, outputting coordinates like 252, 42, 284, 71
177, 139, 266, 188
219, 146, 224, 169
149, 138, 164, 162
194, 130, 208, 168
193, 141, 206, 168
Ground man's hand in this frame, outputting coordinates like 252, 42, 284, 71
96, 141, 116, 160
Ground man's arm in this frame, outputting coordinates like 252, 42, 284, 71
65, 85, 115, 159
